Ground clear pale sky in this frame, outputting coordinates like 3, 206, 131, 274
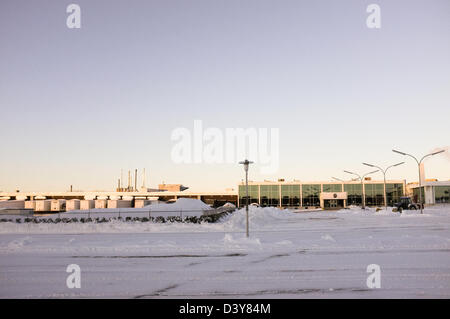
0, 0, 449, 192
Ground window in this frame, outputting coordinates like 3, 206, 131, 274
238, 185, 259, 206
302, 184, 320, 207
435, 186, 450, 203
413, 187, 425, 203
260, 185, 280, 207
322, 184, 342, 193
344, 183, 362, 206
364, 184, 384, 206
386, 183, 404, 206
281, 185, 300, 207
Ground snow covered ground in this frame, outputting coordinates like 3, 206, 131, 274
0, 205, 449, 298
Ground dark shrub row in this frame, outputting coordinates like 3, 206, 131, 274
0, 211, 233, 224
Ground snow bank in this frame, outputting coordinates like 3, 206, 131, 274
219, 206, 300, 231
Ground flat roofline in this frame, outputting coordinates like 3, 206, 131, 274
240, 180, 406, 185
410, 181, 450, 188
0, 191, 238, 197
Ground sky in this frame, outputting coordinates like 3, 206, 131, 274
0, 0, 449, 192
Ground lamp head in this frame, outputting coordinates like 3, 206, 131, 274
362, 162, 375, 168
431, 150, 445, 156
392, 149, 407, 156
239, 159, 253, 172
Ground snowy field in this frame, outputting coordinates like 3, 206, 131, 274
0, 205, 449, 298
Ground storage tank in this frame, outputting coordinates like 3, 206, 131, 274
66, 199, 81, 212
51, 199, 66, 212
35, 200, 51, 212
135, 199, 151, 208
80, 200, 95, 210
24, 200, 36, 210
94, 199, 107, 209
107, 200, 132, 209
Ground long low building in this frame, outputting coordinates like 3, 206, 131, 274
0, 190, 239, 209
238, 180, 406, 209
4, 178, 447, 211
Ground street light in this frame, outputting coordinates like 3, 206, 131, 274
344, 169, 379, 209
392, 149, 445, 214
239, 159, 253, 237
362, 162, 405, 210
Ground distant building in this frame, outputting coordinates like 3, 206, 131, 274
410, 181, 450, 205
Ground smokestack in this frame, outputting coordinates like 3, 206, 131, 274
128, 170, 131, 190
135, 169, 138, 192
142, 168, 146, 188
70, 185, 73, 192
121, 169, 123, 191
118, 179, 120, 191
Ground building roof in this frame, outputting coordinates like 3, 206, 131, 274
410, 181, 450, 188
240, 180, 406, 186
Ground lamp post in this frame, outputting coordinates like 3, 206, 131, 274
392, 149, 445, 214
344, 170, 379, 209
239, 159, 253, 238
362, 162, 405, 210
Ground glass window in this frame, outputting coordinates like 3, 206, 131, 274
238, 185, 259, 206
364, 184, 384, 206
260, 185, 280, 207
344, 183, 362, 206
413, 187, 425, 203
302, 184, 320, 207
322, 184, 342, 193
435, 186, 450, 203
386, 183, 404, 206
281, 185, 300, 207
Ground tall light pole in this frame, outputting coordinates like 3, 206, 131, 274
239, 159, 253, 238
344, 170, 379, 209
392, 149, 445, 214
362, 162, 405, 210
